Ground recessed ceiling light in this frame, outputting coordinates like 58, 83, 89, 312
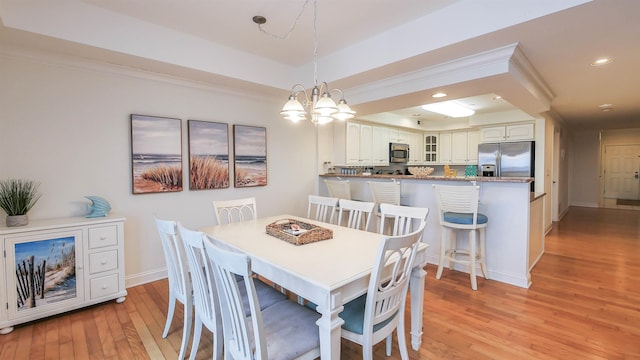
432, 92, 447, 98
421, 101, 475, 118
493, 95, 502, 100
412, 113, 421, 117
590, 57, 613, 66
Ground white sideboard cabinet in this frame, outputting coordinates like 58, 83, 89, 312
0, 216, 126, 334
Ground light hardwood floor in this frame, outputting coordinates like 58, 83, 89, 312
1, 206, 639, 359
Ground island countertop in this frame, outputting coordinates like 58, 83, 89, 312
319, 173, 533, 183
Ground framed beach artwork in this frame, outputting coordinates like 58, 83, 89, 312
4, 230, 85, 317
187, 120, 230, 190
130, 114, 183, 194
233, 125, 267, 187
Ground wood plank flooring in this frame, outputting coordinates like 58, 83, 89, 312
1, 206, 639, 359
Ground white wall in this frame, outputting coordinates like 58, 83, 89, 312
0, 51, 319, 287
568, 130, 600, 207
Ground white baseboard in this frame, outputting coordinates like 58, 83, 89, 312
125, 268, 168, 288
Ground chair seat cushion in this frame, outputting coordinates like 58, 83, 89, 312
339, 294, 396, 335
259, 300, 321, 360
240, 278, 287, 316
444, 212, 488, 225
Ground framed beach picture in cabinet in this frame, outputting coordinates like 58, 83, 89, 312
187, 120, 230, 190
233, 125, 267, 187
4, 230, 85, 321
130, 114, 183, 194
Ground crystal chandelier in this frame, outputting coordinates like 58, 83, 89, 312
257, 0, 355, 125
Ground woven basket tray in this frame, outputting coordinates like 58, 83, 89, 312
266, 219, 333, 246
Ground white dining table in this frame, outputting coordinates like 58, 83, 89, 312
201, 214, 428, 359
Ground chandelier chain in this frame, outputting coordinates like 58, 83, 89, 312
256, 0, 311, 41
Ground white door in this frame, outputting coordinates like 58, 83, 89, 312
603, 144, 640, 199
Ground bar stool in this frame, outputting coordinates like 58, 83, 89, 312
368, 180, 401, 234
432, 184, 488, 290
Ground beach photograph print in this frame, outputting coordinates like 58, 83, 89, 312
188, 120, 230, 190
131, 114, 183, 194
15, 236, 77, 311
233, 125, 267, 187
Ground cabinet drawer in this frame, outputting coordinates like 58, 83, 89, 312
88, 225, 118, 249
89, 250, 118, 274
90, 274, 119, 299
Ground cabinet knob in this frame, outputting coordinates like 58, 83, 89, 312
101, 260, 107, 265
100, 236, 107, 240
101, 285, 108, 290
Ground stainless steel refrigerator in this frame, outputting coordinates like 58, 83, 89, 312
478, 141, 535, 179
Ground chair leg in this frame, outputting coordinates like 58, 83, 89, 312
469, 229, 478, 290
479, 228, 488, 279
179, 303, 193, 360
189, 317, 203, 360
396, 318, 410, 360
436, 227, 447, 279
385, 335, 392, 356
162, 294, 176, 338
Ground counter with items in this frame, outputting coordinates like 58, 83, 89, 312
319, 174, 541, 288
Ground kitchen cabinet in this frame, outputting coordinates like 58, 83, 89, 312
440, 130, 479, 164
424, 133, 438, 163
372, 126, 390, 166
0, 216, 126, 334
407, 131, 424, 164
480, 123, 534, 142
389, 129, 410, 144
345, 122, 373, 165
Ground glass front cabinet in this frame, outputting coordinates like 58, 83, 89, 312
0, 216, 126, 334
424, 133, 438, 163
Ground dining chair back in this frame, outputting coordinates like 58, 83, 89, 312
205, 241, 321, 360
213, 197, 257, 225
432, 184, 489, 290
324, 179, 351, 200
177, 223, 223, 360
153, 215, 193, 360
338, 199, 376, 231
340, 223, 425, 360
307, 195, 339, 224
378, 203, 429, 236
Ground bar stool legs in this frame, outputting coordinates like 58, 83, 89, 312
435, 227, 488, 290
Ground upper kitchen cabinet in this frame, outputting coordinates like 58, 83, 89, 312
407, 131, 424, 164
372, 126, 390, 166
424, 133, 438, 164
440, 130, 480, 164
344, 122, 373, 165
480, 123, 534, 142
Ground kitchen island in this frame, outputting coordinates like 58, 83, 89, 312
320, 174, 545, 288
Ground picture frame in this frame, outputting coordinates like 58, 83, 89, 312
233, 125, 267, 187
130, 114, 183, 194
187, 120, 230, 190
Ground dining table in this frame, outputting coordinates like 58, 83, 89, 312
201, 214, 429, 359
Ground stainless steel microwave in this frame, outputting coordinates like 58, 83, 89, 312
389, 143, 410, 163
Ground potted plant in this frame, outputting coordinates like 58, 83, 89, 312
0, 179, 42, 227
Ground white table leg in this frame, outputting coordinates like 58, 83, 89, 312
410, 264, 427, 350
316, 292, 345, 359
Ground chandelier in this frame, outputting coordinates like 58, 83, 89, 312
254, 0, 355, 125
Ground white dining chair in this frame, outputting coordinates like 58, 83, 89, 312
307, 194, 339, 224
339, 224, 425, 360
177, 223, 223, 360
178, 224, 289, 359
432, 184, 489, 290
337, 198, 376, 232
213, 197, 257, 225
153, 215, 192, 360
378, 203, 429, 236
205, 240, 321, 360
